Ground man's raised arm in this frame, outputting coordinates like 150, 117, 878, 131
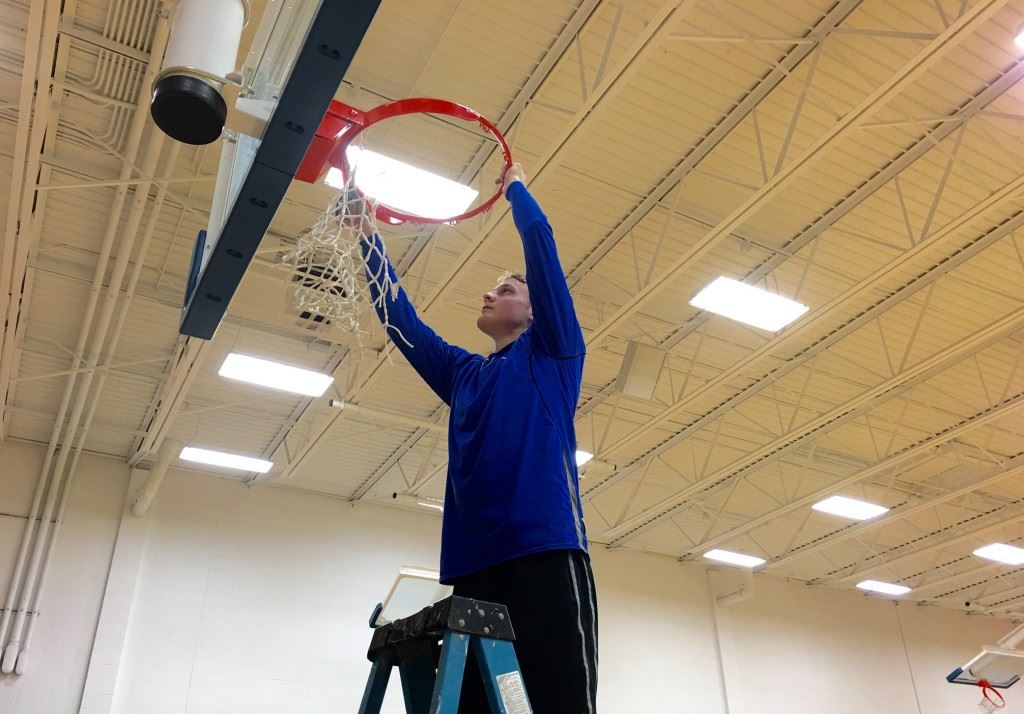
504, 166, 585, 359
360, 232, 470, 405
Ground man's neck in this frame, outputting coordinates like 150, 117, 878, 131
491, 329, 525, 353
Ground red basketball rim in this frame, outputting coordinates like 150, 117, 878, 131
326, 97, 513, 226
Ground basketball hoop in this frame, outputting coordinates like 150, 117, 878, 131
282, 96, 512, 338
978, 680, 1006, 711
948, 621, 1024, 713
295, 97, 513, 225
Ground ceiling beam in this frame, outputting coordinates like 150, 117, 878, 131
827, 507, 1024, 584
913, 566, 1024, 608
766, 456, 1024, 569
827, 518, 1024, 585
911, 562, 1023, 598
676, 388, 1024, 560
128, 336, 214, 465
58, 20, 150, 63
601, 305, 1024, 546
585, 165, 1024, 502
599, 216, 1024, 542
581, 33, 1024, 505
0, 0, 57, 437
582, 0, 1008, 348
564, 0, 862, 286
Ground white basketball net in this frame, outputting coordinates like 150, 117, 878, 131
979, 696, 1001, 712
978, 683, 1006, 712
281, 175, 404, 343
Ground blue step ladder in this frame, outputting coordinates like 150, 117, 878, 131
358, 595, 533, 714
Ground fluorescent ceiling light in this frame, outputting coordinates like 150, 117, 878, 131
1016, 24, 1024, 48
219, 353, 333, 397
575, 450, 594, 468
325, 146, 478, 220
418, 500, 444, 512
690, 277, 808, 332
812, 495, 888, 521
856, 580, 911, 596
179, 446, 273, 474
703, 549, 766, 568
973, 543, 1024, 565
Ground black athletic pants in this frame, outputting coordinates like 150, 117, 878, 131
449, 549, 598, 714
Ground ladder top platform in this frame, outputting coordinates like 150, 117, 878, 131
368, 595, 516, 661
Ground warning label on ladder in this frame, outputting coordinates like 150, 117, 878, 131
496, 671, 533, 714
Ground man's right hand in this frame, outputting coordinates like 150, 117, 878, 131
499, 162, 527, 193
335, 188, 376, 236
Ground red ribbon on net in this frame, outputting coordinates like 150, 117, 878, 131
978, 679, 1006, 709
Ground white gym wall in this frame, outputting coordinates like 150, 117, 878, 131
1, 438, 1018, 714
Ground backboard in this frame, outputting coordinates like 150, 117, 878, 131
179, 0, 382, 339
947, 646, 1024, 690
947, 622, 1024, 689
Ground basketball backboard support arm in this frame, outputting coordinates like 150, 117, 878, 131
179, 0, 382, 339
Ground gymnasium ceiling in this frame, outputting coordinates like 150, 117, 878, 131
5, 0, 1024, 615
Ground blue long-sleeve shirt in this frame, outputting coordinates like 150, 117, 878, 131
362, 181, 588, 582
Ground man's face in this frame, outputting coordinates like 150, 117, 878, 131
476, 277, 532, 337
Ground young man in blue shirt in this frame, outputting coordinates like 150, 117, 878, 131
361, 163, 597, 713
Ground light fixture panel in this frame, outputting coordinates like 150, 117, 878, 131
690, 277, 808, 331
812, 495, 889, 521
856, 580, 911, 596
179, 446, 273, 474
575, 450, 594, 468
973, 543, 1024, 565
326, 147, 478, 220
703, 548, 766, 568
219, 353, 333, 397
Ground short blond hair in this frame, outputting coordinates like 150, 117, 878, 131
496, 270, 527, 285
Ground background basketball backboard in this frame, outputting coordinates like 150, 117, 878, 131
948, 622, 1024, 690
179, 0, 382, 339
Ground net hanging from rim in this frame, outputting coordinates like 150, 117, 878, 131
280, 169, 408, 346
